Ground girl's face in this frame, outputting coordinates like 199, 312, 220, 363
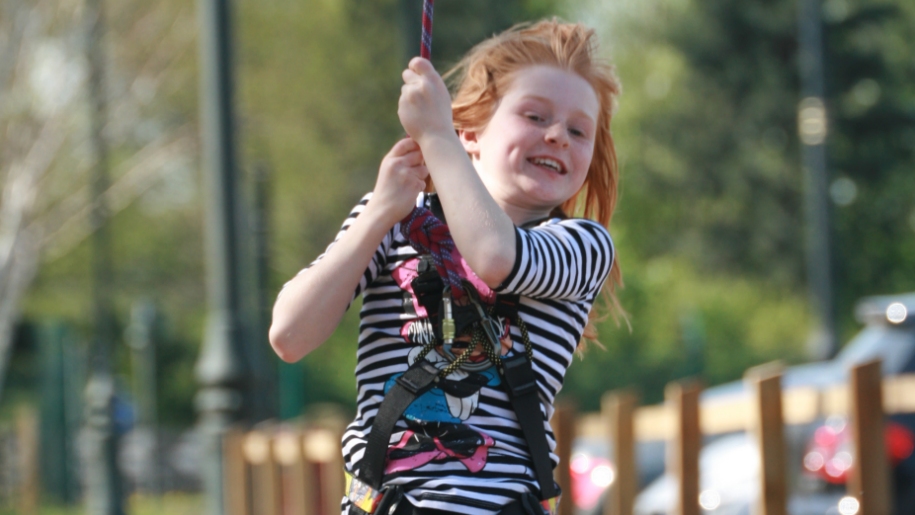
460, 66, 600, 224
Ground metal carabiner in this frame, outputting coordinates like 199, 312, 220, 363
463, 283, 502, 350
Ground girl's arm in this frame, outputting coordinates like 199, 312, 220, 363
269, 139, 428, 362
398, 58, 517, 288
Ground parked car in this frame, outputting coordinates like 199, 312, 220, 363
570, 437, 666, 513
631, 292, 915, 515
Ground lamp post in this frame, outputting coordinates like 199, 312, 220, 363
83, 0, 125, 512
194, 0, 247, 512
797, 0, 838, 360
126, 300, 161, 495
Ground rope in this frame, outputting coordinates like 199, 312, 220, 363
413, 314, 534, 379
402, 207, 535, 375
420, 0, 434, 59
401, 207, 466, 300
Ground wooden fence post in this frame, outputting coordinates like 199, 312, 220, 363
304, 426, 345, 515
224, 426, 251, 515
602, 391, 638, 515
274, 427, 308, 515
849, 359, 890, 515
245, 427, 281, 515
552, 401, 576, 515
323, 423, 346, 515
299, 431, 319, 515
666, 380, 701, 515
745, 364, 786, 515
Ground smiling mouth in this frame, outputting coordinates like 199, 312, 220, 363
528, 157, 566, 175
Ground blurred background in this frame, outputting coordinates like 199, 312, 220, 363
1, 0, 913, 513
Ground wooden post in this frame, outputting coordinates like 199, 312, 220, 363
666, 381, 701, 515
849, 359, 890, 515
552, 401, 576, 515
323, 425, 346, 515
602, 391, 638, 515
245, 428, 281, 515
745, 364, 786, 515
298, 429, 319, 515
274, 427, 308, 515
223, 426, 251, 515
303, 426, 345, 515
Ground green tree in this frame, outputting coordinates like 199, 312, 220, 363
565, 0, 915, 406
824, 0, 915, 333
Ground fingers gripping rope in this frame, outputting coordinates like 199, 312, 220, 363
421, 0, 434, 59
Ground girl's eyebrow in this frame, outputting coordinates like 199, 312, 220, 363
516, 94, 596, 124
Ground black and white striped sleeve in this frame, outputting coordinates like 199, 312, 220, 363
282, 192, 395, 305
494, 218, 614, 301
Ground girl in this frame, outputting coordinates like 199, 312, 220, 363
270, 19, 622, 515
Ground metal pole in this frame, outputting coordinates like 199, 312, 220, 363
195, 0, 247, 512
797, 0, 838, 360
251, 162, 278, 421
83, 0, 125, 511
126, 300, 161, 495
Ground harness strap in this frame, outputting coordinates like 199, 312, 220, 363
361, 360, 440, 489
502, 353, 560, 500
349, 195, 560, 513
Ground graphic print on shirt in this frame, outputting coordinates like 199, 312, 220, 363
384, 256, 512, 474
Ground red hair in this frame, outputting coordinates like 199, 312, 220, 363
445, 19, 626, 346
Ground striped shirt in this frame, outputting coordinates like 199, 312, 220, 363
301, 193, 614, 515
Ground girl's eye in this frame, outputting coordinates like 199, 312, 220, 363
525, 113, 545, 122
569, 127, 586, 138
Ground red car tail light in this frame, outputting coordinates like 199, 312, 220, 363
886, 423, 915, 463
803, 416, 915, 485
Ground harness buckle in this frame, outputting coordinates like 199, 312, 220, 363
463, 283, 503, 349
540, 496, 560, 515
395, 360, 439, 394
502, 353, 538, 397
345, 471, 384, 514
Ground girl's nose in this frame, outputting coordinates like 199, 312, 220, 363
545, 123, 570, 148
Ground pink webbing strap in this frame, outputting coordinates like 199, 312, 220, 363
420, 0, 434, 59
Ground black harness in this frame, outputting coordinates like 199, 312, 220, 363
345, 196, 561, 515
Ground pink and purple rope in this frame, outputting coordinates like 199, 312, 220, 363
403, 3, 466, 298
420, 0, 434, 59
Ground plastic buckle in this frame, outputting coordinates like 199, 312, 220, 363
502, 353, 537, 397
540, 496, 560, 515
395, 360, 439, 394
345, 471, 384, 514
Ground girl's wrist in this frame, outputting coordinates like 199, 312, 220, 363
363, 197, 407, 232
415, 129, 462, 161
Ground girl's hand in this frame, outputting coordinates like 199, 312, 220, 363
371, 137, 429, 225
399, 57, 453, 144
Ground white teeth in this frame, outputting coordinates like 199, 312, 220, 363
530, 157, 563, 173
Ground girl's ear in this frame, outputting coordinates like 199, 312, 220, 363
459, 129, 481, 158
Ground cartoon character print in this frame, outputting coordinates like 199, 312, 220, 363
384, 257, 513, 475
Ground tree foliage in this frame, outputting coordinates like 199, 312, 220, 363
567, 0, 915, 406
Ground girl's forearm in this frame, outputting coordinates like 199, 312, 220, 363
269, 203, 393, 362
418, 131, 516, 287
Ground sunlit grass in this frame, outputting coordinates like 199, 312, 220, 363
0, 493, 204, 515
129, 493, 204, 515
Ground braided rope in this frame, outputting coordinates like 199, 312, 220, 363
401, 206, 536, 376
414, 316, 533, 378
420, 0, 434, 59
401, 207, 466, 299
